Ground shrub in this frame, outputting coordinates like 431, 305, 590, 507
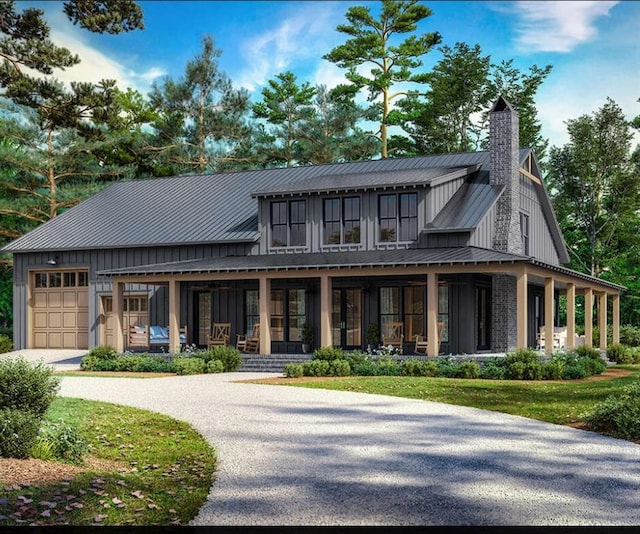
561, 362, 588, 380
283, 363, 304, 378
504, 349, 543, 380
312, 347, 346, 361
479, 359, 506, 380
132, 355, 174, 373
200, 346, 242, 371
435, 356, 460, 378
0, 408, 41, 458
376, 358, 401, 376
457, 361, 480, 379
584, 380, 640, 440
80, 355, 115, 371
206, 359, 224, 374
34, 420, 88, 465
303, 359, 330, 377
620, 325, 640, 347
631, 347, 640, 364
542, 359, 564, 380
0, 358, 60, 417
401, 359, 437, 377
86, 345, 118, 360
607, 343, 633, 364
328, 359, 351, 376
0, 334, 12, 354
351, 360, 380, 376
173, 357, 206, 375
345, 351, 370, 369
573, 345, 602, 360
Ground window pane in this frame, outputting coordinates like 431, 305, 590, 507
399, 193, 418, 241
49, 272, 61, 288
271, 201, 287, 224
324, 222, 341, 244
379, 195, 396, 218
78, 272, 88, 286
271, 201, 287, 247
324, 199, 341, 244
35, 273, 47, 288
438, 284, 449, 343
270, 290, 284, 342
141, 298, 148, 311
290, 200, 305, 223
63, 272, 76, 287
344, 197, 360, 244
344, 221, 360, 244
380, 219, 396, 242
288, 289, 306, 342
404, 286, 424, 341
245, 290, 259, 335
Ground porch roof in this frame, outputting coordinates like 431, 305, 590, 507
97, 246, 625, 291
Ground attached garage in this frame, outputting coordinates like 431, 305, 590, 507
31, 270, 89, 349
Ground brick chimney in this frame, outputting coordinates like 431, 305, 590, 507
490, 96, 522, 255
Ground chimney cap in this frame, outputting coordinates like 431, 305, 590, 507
490, 95, 516, 113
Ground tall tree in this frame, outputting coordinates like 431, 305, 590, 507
252, 71, 316, 167
546, 98, 639, 286
149, 35, 251, 174
323, 0, 441, 158
392, 42, 492, 155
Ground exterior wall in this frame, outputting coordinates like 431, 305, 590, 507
519, 175, 560, 265
427, 177, 466, 225
491, 274, 518, 352
469, 204, 496, 249
12, 242, 254, 350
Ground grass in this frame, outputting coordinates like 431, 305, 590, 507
0, 398, 216, 526
249, 365, 640, 430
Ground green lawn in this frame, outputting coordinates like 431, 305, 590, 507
252, 365, 640, 428
0, 398, 216, 526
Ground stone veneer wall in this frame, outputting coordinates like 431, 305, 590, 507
491, 274, 518, 353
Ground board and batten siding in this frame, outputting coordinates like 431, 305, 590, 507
519, 175, 560, 265
12, 242, 254, 350
427, 177, 466, 225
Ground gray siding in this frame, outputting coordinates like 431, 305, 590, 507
427, 177, 465, 225
470, 204, 497, 249
519, 175, 560, 264
13, 243, 254, 349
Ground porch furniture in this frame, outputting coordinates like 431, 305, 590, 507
381, 322, 404, 353
236, 323, 260, 353
414, 321, 445, 356
536, 326, 567, 350
128, 324, 187, 349
208, 322, 231, 348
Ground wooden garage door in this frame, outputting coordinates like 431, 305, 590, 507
32, 270, 89, 349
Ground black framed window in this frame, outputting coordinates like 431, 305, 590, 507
271, 202, 287, 247
271, 200, 306, 247
379, 194, 397, 242
245, 289, 259, 335
270, 288, 306, 342
399, 193, 418, 241
379, 192, 417, 242
323, 196, 361, 245
520, 212, 530, 255
289, 200, 306, 246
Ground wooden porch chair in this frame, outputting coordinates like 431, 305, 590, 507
236, 323, 260, 353
208, 322, 231, 348
414, 322, 445, 356
381, 322, 404, 353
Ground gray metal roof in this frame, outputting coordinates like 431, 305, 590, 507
99, 246, 529, 275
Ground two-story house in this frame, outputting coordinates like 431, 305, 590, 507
2, 97, 624, 356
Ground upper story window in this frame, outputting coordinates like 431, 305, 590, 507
379, 192, 418, 242
520, 212, 530, 255
323, 196, 361, 245
271, 200, 306, 247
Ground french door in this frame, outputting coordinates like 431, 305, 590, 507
476, 286, 491, 351
331, 288, 362, 349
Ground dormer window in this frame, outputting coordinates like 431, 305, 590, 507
271, 200, 306, 247
323, 197, 361, 245
379, 192, 417, 242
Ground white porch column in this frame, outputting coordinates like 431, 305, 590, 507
566, 283, 576, 350
427, 272, 438, 358
584, 288, 593, 347
320, 274, 332, 348
516, 268, 528, 349
259, 275, 271, 355
168, 279, 181, 354
112, 280, 124, 353
544, 277, 554, 355
613, 293, 620, 345
598, 292, 608, 351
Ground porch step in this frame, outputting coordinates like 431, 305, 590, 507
239, 354, 311, 373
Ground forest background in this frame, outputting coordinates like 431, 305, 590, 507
0, 0, 638, 335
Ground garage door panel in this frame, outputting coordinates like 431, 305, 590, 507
48, 292, 62, 308
63, 291, 77, 308
48, 312, 62, 328
77, 291, 88, 308
34, 311, 48, 328
48, 332, 61, 348
34, 293, 48, 308
78, 311, 88, 329
62, 332, 77, 348
62, 311, 77, 328
33, 333, 47, 348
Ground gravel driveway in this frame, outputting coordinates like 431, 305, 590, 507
57, 372, 640, 526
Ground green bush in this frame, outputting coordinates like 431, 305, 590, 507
82, 354, 174, 373
401, 359, 438, 377
283, 363, 304, 378
345, 351, 370, 369
607, 343, 633, 364
302, 359, 330, 377
457, 361, 481, 379
504, 349, 543, 380
312, 347, 346, 361
86, 345, 118, 360
34, 419, 88, 465
0, 333, 12, 354
80, 356, 116, 371
542, 359, 564, 380
573, 345, 602, 360
479, 359, 506, 380
561, 362, 588, 380
631, 347, 640, 364
173, 357, 206, 376
0, 408, 41, 458
203, 346, 242, 371
584, 380, 640, 440
0, 358, 60, 417
376, 358, 401, 376
620, 325, 640, 347
435, 356, 460, 378
132, 355, 174, 373
206, 359, 224, 374
328, 359, 351, 376
352, 360, 380, 376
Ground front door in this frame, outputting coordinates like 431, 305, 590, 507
331, 288, 362, 349
476, 286, 491, 351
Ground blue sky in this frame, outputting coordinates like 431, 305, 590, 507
26, 1, 640, 151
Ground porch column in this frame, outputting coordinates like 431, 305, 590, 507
427, 272, 438, 358
319, 274, 332, 348
584, 288, 593, 347
112, 280, 124, 353
168, 279, 181, 354
516, 268, 528, 349
598, 292, 608, 351
544, 277, 554, 355
566, 283, 576, 350
259, 275, 271, 355
612, 293, 620, 345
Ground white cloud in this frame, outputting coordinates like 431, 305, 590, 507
513, 1, 618, 53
